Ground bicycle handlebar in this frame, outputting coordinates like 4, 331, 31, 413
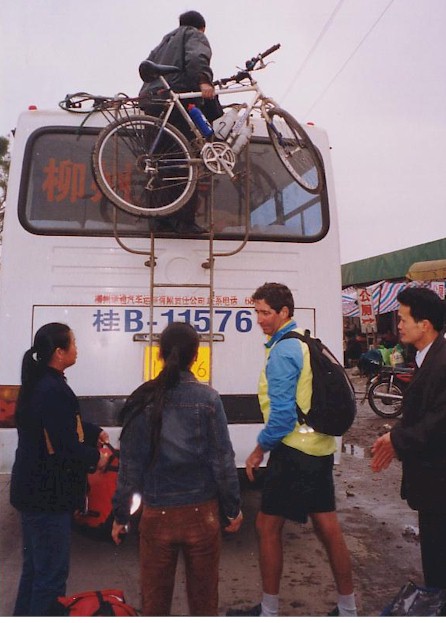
59, 91, 132, 113
59, 92, 112, 112
61, 44, 282, 108
245, 43, 281, 70
214, 43, 281, 87
261, 43, 281, 57
214, 71, 249, 86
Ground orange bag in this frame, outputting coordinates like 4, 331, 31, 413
73, 443, 119, 539
50, 589, 138, 616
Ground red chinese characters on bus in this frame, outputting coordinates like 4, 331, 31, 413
43, 158, 90, 203
42, 158, 133, 205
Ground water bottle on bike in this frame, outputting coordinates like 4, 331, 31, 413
187, 104, 213, 138
89, 43, 325, 217
213, 108, 238, 140
232, 123, 253, 154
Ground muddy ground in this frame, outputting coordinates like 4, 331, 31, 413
219, 371, 423, 617
1, 373, 423, 617
331, 372, 423, 615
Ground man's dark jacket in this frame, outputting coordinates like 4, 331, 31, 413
390, 333, 446, 512
139, 25, 213, 97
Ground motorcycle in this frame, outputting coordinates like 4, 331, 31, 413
365, 365, 414, 418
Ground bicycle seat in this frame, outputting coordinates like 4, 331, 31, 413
139, 60, 181, 82
381, 365, 413, 374
393, 366, 414, 374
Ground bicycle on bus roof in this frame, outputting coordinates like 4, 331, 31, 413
59, 44, 325, 219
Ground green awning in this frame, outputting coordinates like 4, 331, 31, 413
342, 238, 446, 287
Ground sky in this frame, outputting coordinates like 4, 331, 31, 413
1, 0, 445, 264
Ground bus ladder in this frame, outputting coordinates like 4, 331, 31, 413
112, 157, 253, 387
144, 176, 219, 384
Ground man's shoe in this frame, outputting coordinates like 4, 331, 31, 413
226, 603, 261, 616
189, 222, 208, 234
149, 217, 176, 233
174, 221, 208, 234
327, 606, 339, 616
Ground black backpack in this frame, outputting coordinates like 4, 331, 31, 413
278, 331, 356, 436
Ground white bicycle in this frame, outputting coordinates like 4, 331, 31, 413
61, 44, 325, 217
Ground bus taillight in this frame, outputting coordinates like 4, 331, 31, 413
0, 386, 19, 427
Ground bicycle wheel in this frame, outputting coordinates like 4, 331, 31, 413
93, 114, 198, 217
266, 108, 324, 194
368, 379, 403, 418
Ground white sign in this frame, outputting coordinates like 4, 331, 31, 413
431, 282, 445, 299
357, 288, 377, 333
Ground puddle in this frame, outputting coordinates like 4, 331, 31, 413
342, 443, 371, 458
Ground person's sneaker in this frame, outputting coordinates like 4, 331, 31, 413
327, 606, 339, 616
226, 603, 262, 616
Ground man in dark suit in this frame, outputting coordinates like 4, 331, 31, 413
372, 287, 446, 588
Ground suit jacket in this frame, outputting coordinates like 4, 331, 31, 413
390, 333, 446, 511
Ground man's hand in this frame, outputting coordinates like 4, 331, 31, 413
371, 432, 396, 472
246, 445, 264, 482
200, 82, 215, 99
98, 430, 110, 446
224, 511, 243, 533
96, 449, 110, 473
111, 520, 128, 545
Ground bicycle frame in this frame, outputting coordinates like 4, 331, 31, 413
88, 43, 324, 214
153, 72, 276, 158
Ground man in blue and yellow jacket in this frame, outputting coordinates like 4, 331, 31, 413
228, 282, 357, 617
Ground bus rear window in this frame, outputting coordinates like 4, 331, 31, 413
19, 127, 328, 241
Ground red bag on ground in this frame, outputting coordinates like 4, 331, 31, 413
73, 443, 119, 540
49, 589, 139, 616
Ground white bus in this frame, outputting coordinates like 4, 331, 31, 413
0, 106, 342, 472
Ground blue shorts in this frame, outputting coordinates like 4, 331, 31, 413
261, 443, 335, 523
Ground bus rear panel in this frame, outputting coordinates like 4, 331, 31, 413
0, 109, 342, 471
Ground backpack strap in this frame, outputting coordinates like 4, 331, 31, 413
280, 330, 344, 367
181, 27, 188, 73
102, 442, 120, 473
93, 591, 116, 616
276, 330, 310, 427
277, 330, 305, 344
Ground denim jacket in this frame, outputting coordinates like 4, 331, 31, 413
112, 371, 240, 525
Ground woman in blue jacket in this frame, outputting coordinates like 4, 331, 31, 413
112, 322, 242, 616
10, 322, 108, 616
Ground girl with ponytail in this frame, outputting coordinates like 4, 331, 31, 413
112, 322, 242, 616
10, 323, 109, 616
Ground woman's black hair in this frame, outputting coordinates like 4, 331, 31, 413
15, 323, 72, 427
120, 322, 199, 467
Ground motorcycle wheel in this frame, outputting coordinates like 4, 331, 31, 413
368, 378, 404, 418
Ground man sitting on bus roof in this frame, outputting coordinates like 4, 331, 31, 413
139, 10, 218, 235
